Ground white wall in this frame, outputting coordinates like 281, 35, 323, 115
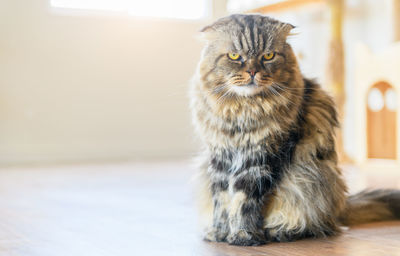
0, 0, 208, 165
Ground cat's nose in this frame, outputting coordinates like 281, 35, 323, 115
247, 70, 258, 77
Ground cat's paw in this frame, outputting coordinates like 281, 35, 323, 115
227, 230, 266, 246
203, 228, 228, 242
265, 228, 314, 242
265, 228, 296, 242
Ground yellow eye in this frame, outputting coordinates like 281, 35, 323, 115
263, 52, 275, 61
228, 53, 241, 60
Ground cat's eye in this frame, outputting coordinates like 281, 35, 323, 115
263, 52, 275, 61
228, 53, 241, 60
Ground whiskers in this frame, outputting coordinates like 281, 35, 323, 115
216, 87, 237, 105
228, 75, 251, 86
206, 78, 306, 107
268, 82, 304, 107
211, 83, 230, 94
268, 85, 284, 98
208, 83, 237, 105
271, 83, 304, 99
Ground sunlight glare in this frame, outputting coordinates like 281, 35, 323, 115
51, 0, 207, 19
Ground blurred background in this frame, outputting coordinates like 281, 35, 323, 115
0, 1, 400, 254
1, 0, 400, 171
0, 0, 399, 170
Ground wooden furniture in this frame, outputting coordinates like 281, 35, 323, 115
394, 0, 400, 41
367, 82, 397, 159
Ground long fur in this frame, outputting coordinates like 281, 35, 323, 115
340, 189, 400, 226
190, 14, 400, 246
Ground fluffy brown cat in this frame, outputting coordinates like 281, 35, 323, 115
190, 14, 400, 246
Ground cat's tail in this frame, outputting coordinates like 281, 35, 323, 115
339, 189, 400, 226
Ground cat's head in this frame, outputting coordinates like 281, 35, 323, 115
198, 14, 300, 98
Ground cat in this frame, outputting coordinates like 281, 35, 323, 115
190, 14, 400, 246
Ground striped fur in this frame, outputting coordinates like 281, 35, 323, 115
191, 14, 400, 246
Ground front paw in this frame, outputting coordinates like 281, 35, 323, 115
227, 230, 266, 246
203, 228, 228, 242
265, 228, 314, 242
265, 229, 293, 242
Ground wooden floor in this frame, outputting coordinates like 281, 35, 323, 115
0, 162, 399, 256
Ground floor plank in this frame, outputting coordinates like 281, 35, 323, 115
0, 162, 399, 256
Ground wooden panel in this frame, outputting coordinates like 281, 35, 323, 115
394, 0, 400, 41
367, 82, 397, 159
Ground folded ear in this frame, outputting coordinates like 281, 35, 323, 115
198, 22, 222, 42
199, 16, 230, 35
197, 27, 217, 42
200, 24, 214, 33
281, 22, 296, 38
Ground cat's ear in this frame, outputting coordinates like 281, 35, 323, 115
198, 24, 219, 42
198, 17, 230, 41
200, 16, 229, 33
200, 25, 214, 33
281, 22, 296, 38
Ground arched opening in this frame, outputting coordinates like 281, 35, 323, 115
367, 81, 397, 159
